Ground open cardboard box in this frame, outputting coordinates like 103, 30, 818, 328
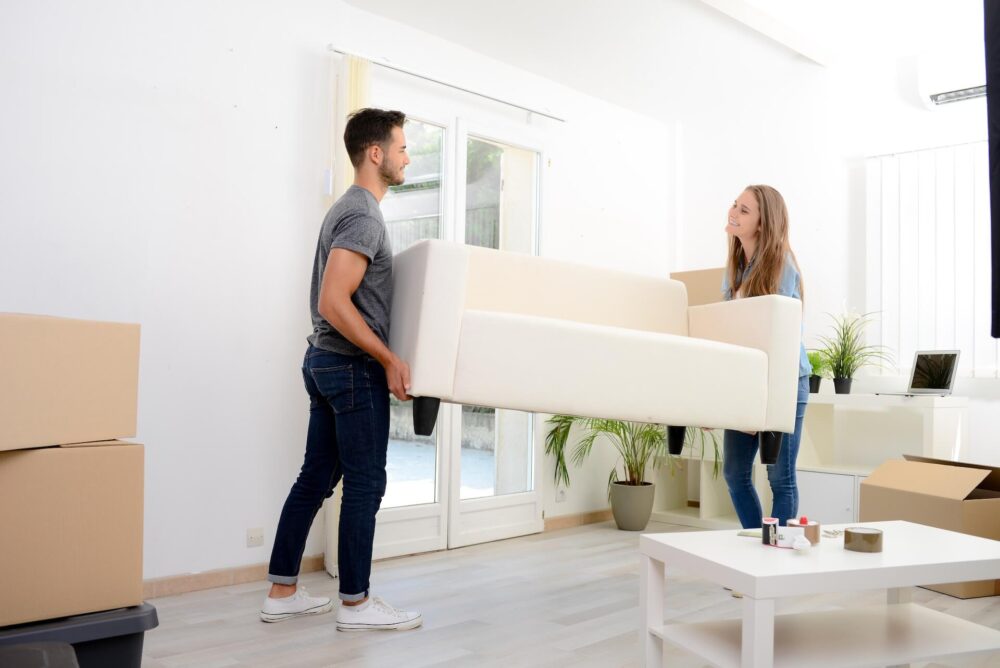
860, 454, 1000, 598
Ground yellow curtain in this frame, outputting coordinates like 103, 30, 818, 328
332, 55, 371, 201
323, 54, 371, 570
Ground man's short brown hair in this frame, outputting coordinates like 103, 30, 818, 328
344, 108, 406, 167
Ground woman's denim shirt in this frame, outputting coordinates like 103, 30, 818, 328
721, 254, 812, 378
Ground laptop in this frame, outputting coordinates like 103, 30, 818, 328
875, 350, 960, 396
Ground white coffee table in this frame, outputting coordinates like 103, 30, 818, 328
639, 520, 1000, 667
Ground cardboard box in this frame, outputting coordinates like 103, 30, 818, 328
860, 454, 1000, 598
670, 267, 725, 307
0, 313, 140, 452
0, 440, 144, 627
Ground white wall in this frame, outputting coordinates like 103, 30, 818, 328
4, 0, 995, 578
353, 14, 675, 278
661, 0, 988, 337
660, 2, 998, 469
828, 42, 996, 468
350, 0, 1000, 475
0, 0, 670, 578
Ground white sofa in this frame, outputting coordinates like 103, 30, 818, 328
388, 240, 802, 457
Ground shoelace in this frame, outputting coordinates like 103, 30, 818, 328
370, 596, 406, 619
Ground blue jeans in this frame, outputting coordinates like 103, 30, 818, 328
722, 375, 809, 529
268, 346, 390, 601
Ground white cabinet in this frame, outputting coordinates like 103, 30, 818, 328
797, 469, 856, 524
855, 475, 868, 520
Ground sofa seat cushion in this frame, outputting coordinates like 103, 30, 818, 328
451, 310, 768, 430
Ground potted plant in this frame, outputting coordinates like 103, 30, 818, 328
807, 350, 828, 394
544, 416, 719, 531
817, 312, 890, 394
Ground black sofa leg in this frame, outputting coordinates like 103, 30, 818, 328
413, 397, 441, 436
666, 426, 687, 455
758, 431, 783, 465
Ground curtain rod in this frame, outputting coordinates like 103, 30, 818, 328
869, 138, 987, 160
328, 45, 566, 123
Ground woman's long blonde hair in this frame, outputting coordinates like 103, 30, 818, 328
726, 184, 803, 301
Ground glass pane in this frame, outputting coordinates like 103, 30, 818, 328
382, 119, 444, 253
465, 136, 537, 254
460, 407, 533, 499
384, 398, 437, 508
465, 138, 502, 249
460, 406, 494, 499
382, 118, 444, 509
459, 137, 538, 500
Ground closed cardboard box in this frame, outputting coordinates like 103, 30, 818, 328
0, 313, 140, 451
860, 454, 1000, 598
0, 441, 144, 627
670, 267, 725, 307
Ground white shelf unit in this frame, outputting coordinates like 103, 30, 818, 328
649, 393, 968, 529
653, 603, 1000, 668
649, 450, 767, 529
800, 392, 968, 468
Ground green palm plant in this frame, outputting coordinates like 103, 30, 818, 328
807, 350, 829, 379
544, 416, 719, 492
687, 426, 722, 480
817, 312, 891, 379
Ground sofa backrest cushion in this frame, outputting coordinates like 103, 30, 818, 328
463, 246, 689, 336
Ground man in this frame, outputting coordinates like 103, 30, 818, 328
260, 108, 421, 631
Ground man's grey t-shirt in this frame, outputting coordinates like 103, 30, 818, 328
308, 185, 393, 356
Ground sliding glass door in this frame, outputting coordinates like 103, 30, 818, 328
448, 121, 543, 548
327, 106, 544, 567
371, 118, 452, 559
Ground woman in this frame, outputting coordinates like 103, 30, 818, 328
721, 184, 811, 529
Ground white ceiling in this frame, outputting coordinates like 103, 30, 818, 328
345, 0, 985, 121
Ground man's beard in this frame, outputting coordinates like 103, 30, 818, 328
379, 161, 404, 187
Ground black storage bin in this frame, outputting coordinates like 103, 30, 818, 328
0, 604, 157, 668
0, 641, 79, 668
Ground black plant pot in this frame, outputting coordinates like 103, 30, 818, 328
833, 377, 853, 394
759, 431, 782, 465
809, 375, 822, 393
412, 397, 441, 436
666, 426, 686, 455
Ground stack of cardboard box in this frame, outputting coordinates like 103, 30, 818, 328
0, 313, 144, 627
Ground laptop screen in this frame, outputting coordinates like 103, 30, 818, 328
909, 352, 959, 391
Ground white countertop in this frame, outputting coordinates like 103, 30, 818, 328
806, 393, 967, 407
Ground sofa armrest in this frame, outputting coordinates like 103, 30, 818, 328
388, 240, 469, 400
688, 295, 802, 432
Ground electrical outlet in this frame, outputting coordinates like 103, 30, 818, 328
246, 528, 264, 548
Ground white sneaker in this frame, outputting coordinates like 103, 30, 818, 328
336, 596, 422, 631
260, 587, 334, 622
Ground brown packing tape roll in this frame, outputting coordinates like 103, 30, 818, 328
788, 519, 820, 545
844, 527, 883, 553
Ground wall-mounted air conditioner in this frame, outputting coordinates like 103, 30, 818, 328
916, 44, 987, 108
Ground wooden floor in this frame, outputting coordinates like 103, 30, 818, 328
143, 520, 1000, 667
